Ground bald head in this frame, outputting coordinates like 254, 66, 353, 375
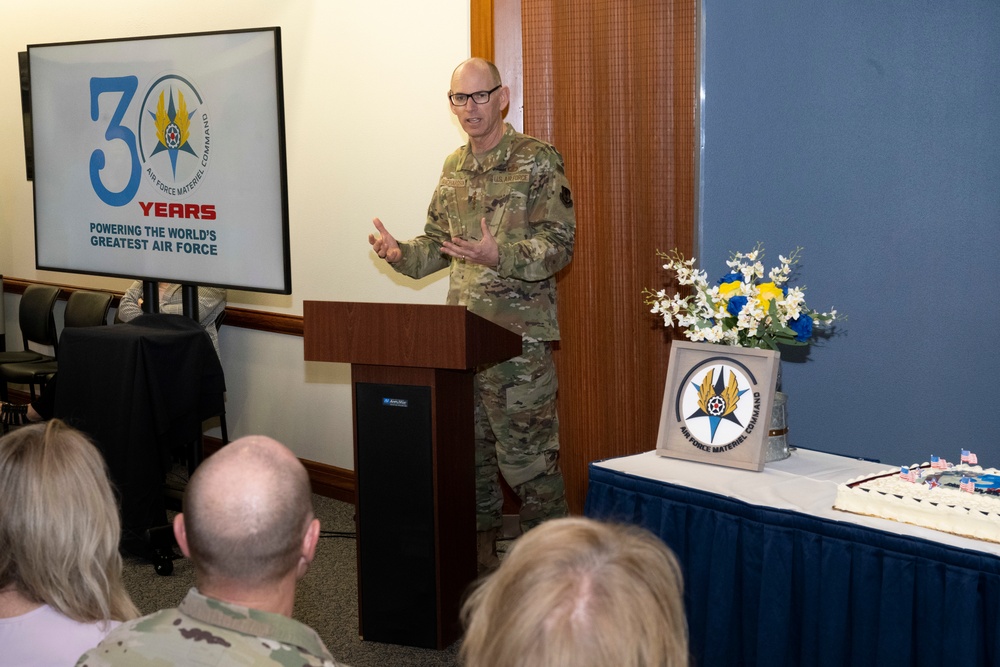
182, 436, 314, 586
451, 57, 502, 89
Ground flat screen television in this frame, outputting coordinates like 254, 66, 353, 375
27, 27, 291, 294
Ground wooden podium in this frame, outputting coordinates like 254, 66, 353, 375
303, 301, 522, 649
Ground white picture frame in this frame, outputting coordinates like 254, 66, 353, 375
656, 341, 779, 472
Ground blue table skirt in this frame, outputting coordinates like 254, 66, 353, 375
585, 462, 1000, 667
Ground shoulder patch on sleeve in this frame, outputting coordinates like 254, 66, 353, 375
560, 186, 573, 208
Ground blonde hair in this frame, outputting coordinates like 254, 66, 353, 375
0, 420, 138, 623
460, 517, 688, 667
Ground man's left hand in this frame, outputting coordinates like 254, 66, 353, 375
442, 218, 499, 268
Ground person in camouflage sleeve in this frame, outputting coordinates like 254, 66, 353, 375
76, 436, 348, 667
369, 57, 575, 569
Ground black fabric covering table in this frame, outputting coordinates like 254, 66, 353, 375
586, 460, 1000, 667
54, 313, 225, 544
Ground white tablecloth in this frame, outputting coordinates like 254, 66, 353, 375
595, 448, 1000, 557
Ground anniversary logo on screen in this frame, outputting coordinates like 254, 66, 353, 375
675, 360, 762, 454
86, 72, 217, 255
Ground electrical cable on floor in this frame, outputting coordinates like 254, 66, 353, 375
319, 531, 356, 539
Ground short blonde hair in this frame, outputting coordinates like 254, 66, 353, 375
460, 517, 688, 667
0, 420, 138, 623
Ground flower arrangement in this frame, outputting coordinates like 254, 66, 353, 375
644, 243, 837, 350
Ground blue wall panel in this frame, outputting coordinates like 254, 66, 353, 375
699, 1, 1000, 463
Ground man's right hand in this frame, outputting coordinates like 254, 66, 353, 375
368, 218, 402, 263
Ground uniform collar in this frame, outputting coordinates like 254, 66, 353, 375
457, 123, 516, 173
179, 587, 333, 660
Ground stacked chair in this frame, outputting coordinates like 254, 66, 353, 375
0, 284, 61, 401
0, 288, 112, 402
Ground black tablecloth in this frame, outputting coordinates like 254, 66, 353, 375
55, 313, 225, 540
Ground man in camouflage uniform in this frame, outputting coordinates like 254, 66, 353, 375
76, 436, 347, 667
369, 57, 575, 569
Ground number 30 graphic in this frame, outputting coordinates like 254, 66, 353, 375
89, 76, 141, 207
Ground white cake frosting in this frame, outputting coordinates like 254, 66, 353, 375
833, 462, 1000, 543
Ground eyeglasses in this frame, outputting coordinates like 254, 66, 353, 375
448, 85, 502, 106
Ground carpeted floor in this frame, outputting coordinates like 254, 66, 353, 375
121, 493, 461, 667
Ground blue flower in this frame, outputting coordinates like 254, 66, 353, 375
789, 313, 814, 342
727, 296, 747, 317
717, 272, 744, 285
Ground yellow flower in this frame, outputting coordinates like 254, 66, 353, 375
718, 280, 743, 298
714, 280, 744, 314
757, 282, 784, 304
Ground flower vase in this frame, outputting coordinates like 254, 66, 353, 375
764, 391, 792, 462
764, 362, 792, 461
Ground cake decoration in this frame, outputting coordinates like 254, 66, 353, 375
833, 450, 1000, 543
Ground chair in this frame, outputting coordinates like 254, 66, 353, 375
0, 289, 112, 400
0, 284, 60, 401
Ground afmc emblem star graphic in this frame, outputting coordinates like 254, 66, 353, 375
138, 74, 211, 199
679, 363, 760, 452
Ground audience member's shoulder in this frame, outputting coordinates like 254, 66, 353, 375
76, 608, 181, 667
74, 607, 182, 666
76, 601, 347, 667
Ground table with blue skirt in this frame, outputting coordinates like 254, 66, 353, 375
585, 449, 1000, 667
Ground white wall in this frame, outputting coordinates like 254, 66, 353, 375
0, 0, 469, 468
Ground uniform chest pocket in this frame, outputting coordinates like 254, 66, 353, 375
438, 183, 467, 238
485, 174, 530, 238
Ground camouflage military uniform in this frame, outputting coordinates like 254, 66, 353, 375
393, 123, 575, 532
76, 587, 346, 667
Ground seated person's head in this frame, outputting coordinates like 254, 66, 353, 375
177, 435, 318, 589
460, 516, 688, 667
0, 420, 137, 622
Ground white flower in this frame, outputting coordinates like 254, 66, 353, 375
768, 261, 792, 284
677, 313, 698, 329
645, 245, 836, 350
701, 325, 726, 343
781, 287, 805, 319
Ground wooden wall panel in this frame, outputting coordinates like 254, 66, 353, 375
470, 0, 494, 60
519, 1, 699, 512
475, 0, 699, 513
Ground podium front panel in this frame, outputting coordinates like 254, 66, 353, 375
355, 381, 437, 647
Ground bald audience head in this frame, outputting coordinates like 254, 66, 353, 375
178, 435, 316, 589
